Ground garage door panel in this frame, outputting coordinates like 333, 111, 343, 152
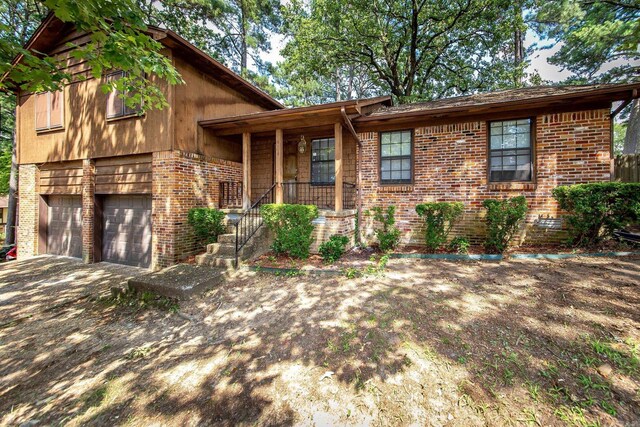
102, 195, 151, 268
47, 195, 82, 258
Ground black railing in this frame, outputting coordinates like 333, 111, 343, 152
234, 184, 275, 267
219, 181, 243, 209
281, 182, 356, 210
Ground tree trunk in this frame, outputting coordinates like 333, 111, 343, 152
6, 131, 17, 245
335, 68, 341, 101
240, 0, 248, 75
623, 99, 640, 154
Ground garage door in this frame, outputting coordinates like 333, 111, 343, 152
102, 195, 152, 268
47, 195, 82, 258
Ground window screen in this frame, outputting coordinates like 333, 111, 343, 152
311, 138, 335, 184
380, 130, 412, 183
489, 119, 532, 182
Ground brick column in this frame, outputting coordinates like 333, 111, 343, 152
152, 151, 175, 270
81, 159, 95, 263
17, 164, 39, 259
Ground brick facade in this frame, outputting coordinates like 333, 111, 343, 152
17, 164, 39, 259
359, 108, 612, 247
310, 209, 357, 253
81, 159, 95, 263
152, 150, 242, 269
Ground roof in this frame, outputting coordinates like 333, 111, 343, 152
199, 96, 392, 135
357, 83, 640, 123
2, 14, 283, 110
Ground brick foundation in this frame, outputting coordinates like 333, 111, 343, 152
81, 159, 95, 263
310, 209, 357, 253
359, 109, 611, 247
17, 164, 39, 259
152, 150, 242, 269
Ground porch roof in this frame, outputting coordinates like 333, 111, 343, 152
198, 96, 392, 136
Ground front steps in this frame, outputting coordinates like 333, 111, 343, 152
195, 222, 270, 268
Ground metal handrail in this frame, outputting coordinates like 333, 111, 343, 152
234, 184, 276, 267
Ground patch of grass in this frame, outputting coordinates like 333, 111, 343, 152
600, 400, 617, 417
577, 375, 610, 394
587, 336, 639, 375
126, 345, 152, 360
539, 363, 558, 379
100, 286, 179, 313
524, 380, 541, 403
84, 384, 108, 408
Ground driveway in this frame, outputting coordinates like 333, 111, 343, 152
1, 255, 639, 426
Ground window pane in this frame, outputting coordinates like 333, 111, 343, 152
391, 170, 401, 180
49, 90, 63, 127
391, 132, 401, 143
402, 158, 411, 171
390, 144, 401, 156
401, 141, 411, 156
490, 135, 503, 149
516, 132, 530, 148
381, 133, 391, 144
381, 131, 412, 182
401, 170, 411, 181
381, 171, 391, 181
491, 157, 502, 168
35, 93, 48, 129
381, 144, 390, 156
381, 159, 390, 172
503, 134, 516, 149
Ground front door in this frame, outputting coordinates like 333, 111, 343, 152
283, 143, 298, 204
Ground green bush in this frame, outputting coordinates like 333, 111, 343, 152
370, 205, 401, 252
553, 182, 640, 246
319, 234, 350, 263
415, 202, 464, 252
483, 196, 528, 253
261, 204, 318, 259
187, 208, 226, 246
449, 236, 470, 254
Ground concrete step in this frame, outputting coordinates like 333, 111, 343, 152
206, 242, 242, 257
195, 253, 236, 269
217, 233, 236, 244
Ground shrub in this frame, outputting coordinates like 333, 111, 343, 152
370, 205, 401, 252
483, 196, 528, 253
449, 236, 470, 254
260, 204, 318, 259
415, 202, 464, 252
553, 182, 640, 246
187, 208, 226, 246
319, 234, 350, 263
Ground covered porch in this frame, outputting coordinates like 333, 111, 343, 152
199, 97, 391, 212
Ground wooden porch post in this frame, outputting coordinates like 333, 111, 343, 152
334, 122, 343, 212
275, 128, 284, 204
242, 132, 251, 210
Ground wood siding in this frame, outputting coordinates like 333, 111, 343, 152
39, 161, 83, 195
95, 154, 153, 194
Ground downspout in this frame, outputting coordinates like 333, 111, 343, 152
341, 107, 363, 245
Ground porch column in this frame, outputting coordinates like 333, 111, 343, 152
242, 132, 251, 209
275, 128, 284, 204
334, 122, 343, 212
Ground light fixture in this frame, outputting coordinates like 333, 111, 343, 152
298, 135, 307, 154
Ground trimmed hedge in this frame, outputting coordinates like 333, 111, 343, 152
261, 204, 319, 259
319, 234, 350, 263
553, 182, 640, 246
416, 202, 464, 252
483, 196, 528, 253
187, 208, 226, 246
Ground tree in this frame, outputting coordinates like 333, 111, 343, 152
532, 0, 640, 153
278, 0, 533, 104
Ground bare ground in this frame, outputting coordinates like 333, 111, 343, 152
1, 255, 639, 426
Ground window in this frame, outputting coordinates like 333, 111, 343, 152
311, 138, 335, 184
106, 71, 141, 119
380, 130, 412, 184
35, 90, 63, 131
489, 119, 533, 182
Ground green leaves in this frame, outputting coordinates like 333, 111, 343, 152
187, 208, 226, 246
482, 196, 527, 253
369, 205, 401, 252
260, 203, 318, 259
318, 234, 350, 263
416, 202, 465, 252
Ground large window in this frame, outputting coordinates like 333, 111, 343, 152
106, 71, 141, 119
311, 138, 335, 184
489, 119, 533, 182
35, 90, 63, 131
380, 130, 412, 184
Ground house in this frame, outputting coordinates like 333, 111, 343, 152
7, 16, 640, 269
0, 195, 8, 235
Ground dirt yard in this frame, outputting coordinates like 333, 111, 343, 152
1, 255, 639, 426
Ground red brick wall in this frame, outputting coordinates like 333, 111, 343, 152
359, 109, 611, 246
17, 164, 39, 259
152, 150, 242, 269
81, 159, 95, 263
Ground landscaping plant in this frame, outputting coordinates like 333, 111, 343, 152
483, 196, 528, 253
415, 202, 464, 252
187, 208, 226, 246
369, 205, 401, 252
319, 234, 350, 263
553, 183, 640, 246
261, 204, 318, 259
448, 236, 470, 254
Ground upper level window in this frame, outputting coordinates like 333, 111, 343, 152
489, 119, 533, 182
311, 138, 335, 184
380, 130, 412, 184
35, 90, 63, 131
106, 71, 141, 119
